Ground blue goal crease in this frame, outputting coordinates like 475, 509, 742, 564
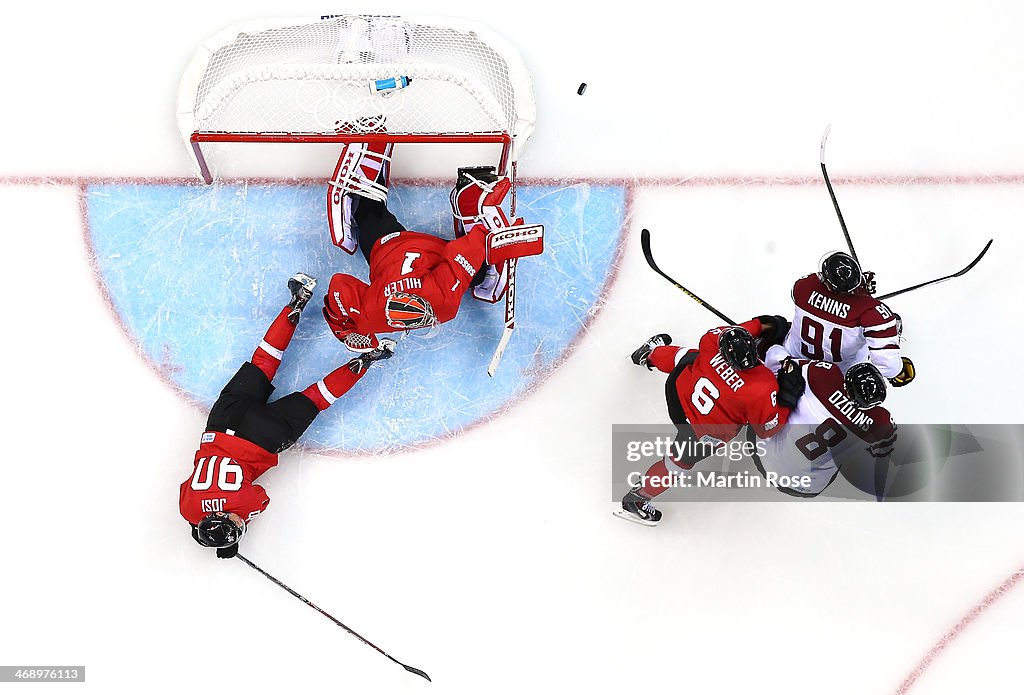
86, 181, 626, 453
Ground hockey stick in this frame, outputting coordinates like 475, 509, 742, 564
819, 125, 860, 263
487, 257, 516, 377
235, 553, 431, 682
875, 239, 993, 301
640, 228, 737, 325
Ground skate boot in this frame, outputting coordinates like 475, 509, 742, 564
347, 338, 398, 375
613, 487, 663, 526
286, 273, 317, 324
630, 334, 672, 370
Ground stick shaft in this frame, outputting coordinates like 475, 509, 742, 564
640, 229, 737, 325
487, 258, 517, 377
235, 553, 431, 681
820, 126, 860, 263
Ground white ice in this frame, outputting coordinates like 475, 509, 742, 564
1, 1, 1023, 693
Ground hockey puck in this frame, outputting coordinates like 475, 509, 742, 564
577, 82, 587, 95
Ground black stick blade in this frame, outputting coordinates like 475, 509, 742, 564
640, 227, 654, 263
403, 664, 432, 682
876, 239, 994, 301
953, 239, 993, 277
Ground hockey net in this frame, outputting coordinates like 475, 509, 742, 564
177, 15, 536, 183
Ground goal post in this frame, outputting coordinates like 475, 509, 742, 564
176, 15, 537, 184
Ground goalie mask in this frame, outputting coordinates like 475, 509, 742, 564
718, 327, 759, 371
844, 362, 887, 409
819, 251, 863, 294
193, 512, 246, 549
385, 292, 436, 330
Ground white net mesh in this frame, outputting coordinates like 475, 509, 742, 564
184, 15, 532, 138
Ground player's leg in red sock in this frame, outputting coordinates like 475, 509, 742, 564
301, 361, 366, 412
251, 307, 298, 381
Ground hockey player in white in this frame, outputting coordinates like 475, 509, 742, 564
770, 252, 915, 387
753, 360, 897, 497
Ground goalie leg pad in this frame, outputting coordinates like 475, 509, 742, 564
450, 168, 513, 230
327, 141, 394, 254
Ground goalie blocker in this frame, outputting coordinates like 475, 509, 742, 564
486, 224, 544, 266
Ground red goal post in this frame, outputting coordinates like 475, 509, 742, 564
177, 15, 537, 184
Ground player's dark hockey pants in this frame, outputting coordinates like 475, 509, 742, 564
206, 362, 320, 454
354, 197, 406, 264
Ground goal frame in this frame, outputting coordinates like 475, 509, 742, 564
177, 15, 534, 184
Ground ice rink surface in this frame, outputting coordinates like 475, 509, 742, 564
1, 1, 1023, 693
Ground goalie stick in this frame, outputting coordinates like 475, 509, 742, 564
640, 228, 738, 325
876, 239, 993, 301
235, 553, 431, 682
487, 258, 516, 377
819, 125, 860, 263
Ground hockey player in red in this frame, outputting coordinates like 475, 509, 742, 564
752, 360, 897, 498
615, 317, 806, 525
776, 251, 915, 387
179, 273, 397, 558
323, 141, 541, 352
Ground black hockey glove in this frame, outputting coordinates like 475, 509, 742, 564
889, 356, 916, 387
217, 543, 239, 559
755, 315, 790, 347
776, 358, 806, 409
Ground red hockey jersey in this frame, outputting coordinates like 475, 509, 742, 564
649, 319, 793, 441
324, 227, 487, 346
178, 431, 279, 527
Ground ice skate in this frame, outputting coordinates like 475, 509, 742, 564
630, 334, 672, 370
286, 273, 317, 323
613, 487, 663, 526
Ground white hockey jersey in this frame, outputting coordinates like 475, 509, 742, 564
754, 361, 897, 496
782, 274, 903, 378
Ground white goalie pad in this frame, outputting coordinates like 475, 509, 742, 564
328, 190, 358, 254
327, 140, 393, 254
